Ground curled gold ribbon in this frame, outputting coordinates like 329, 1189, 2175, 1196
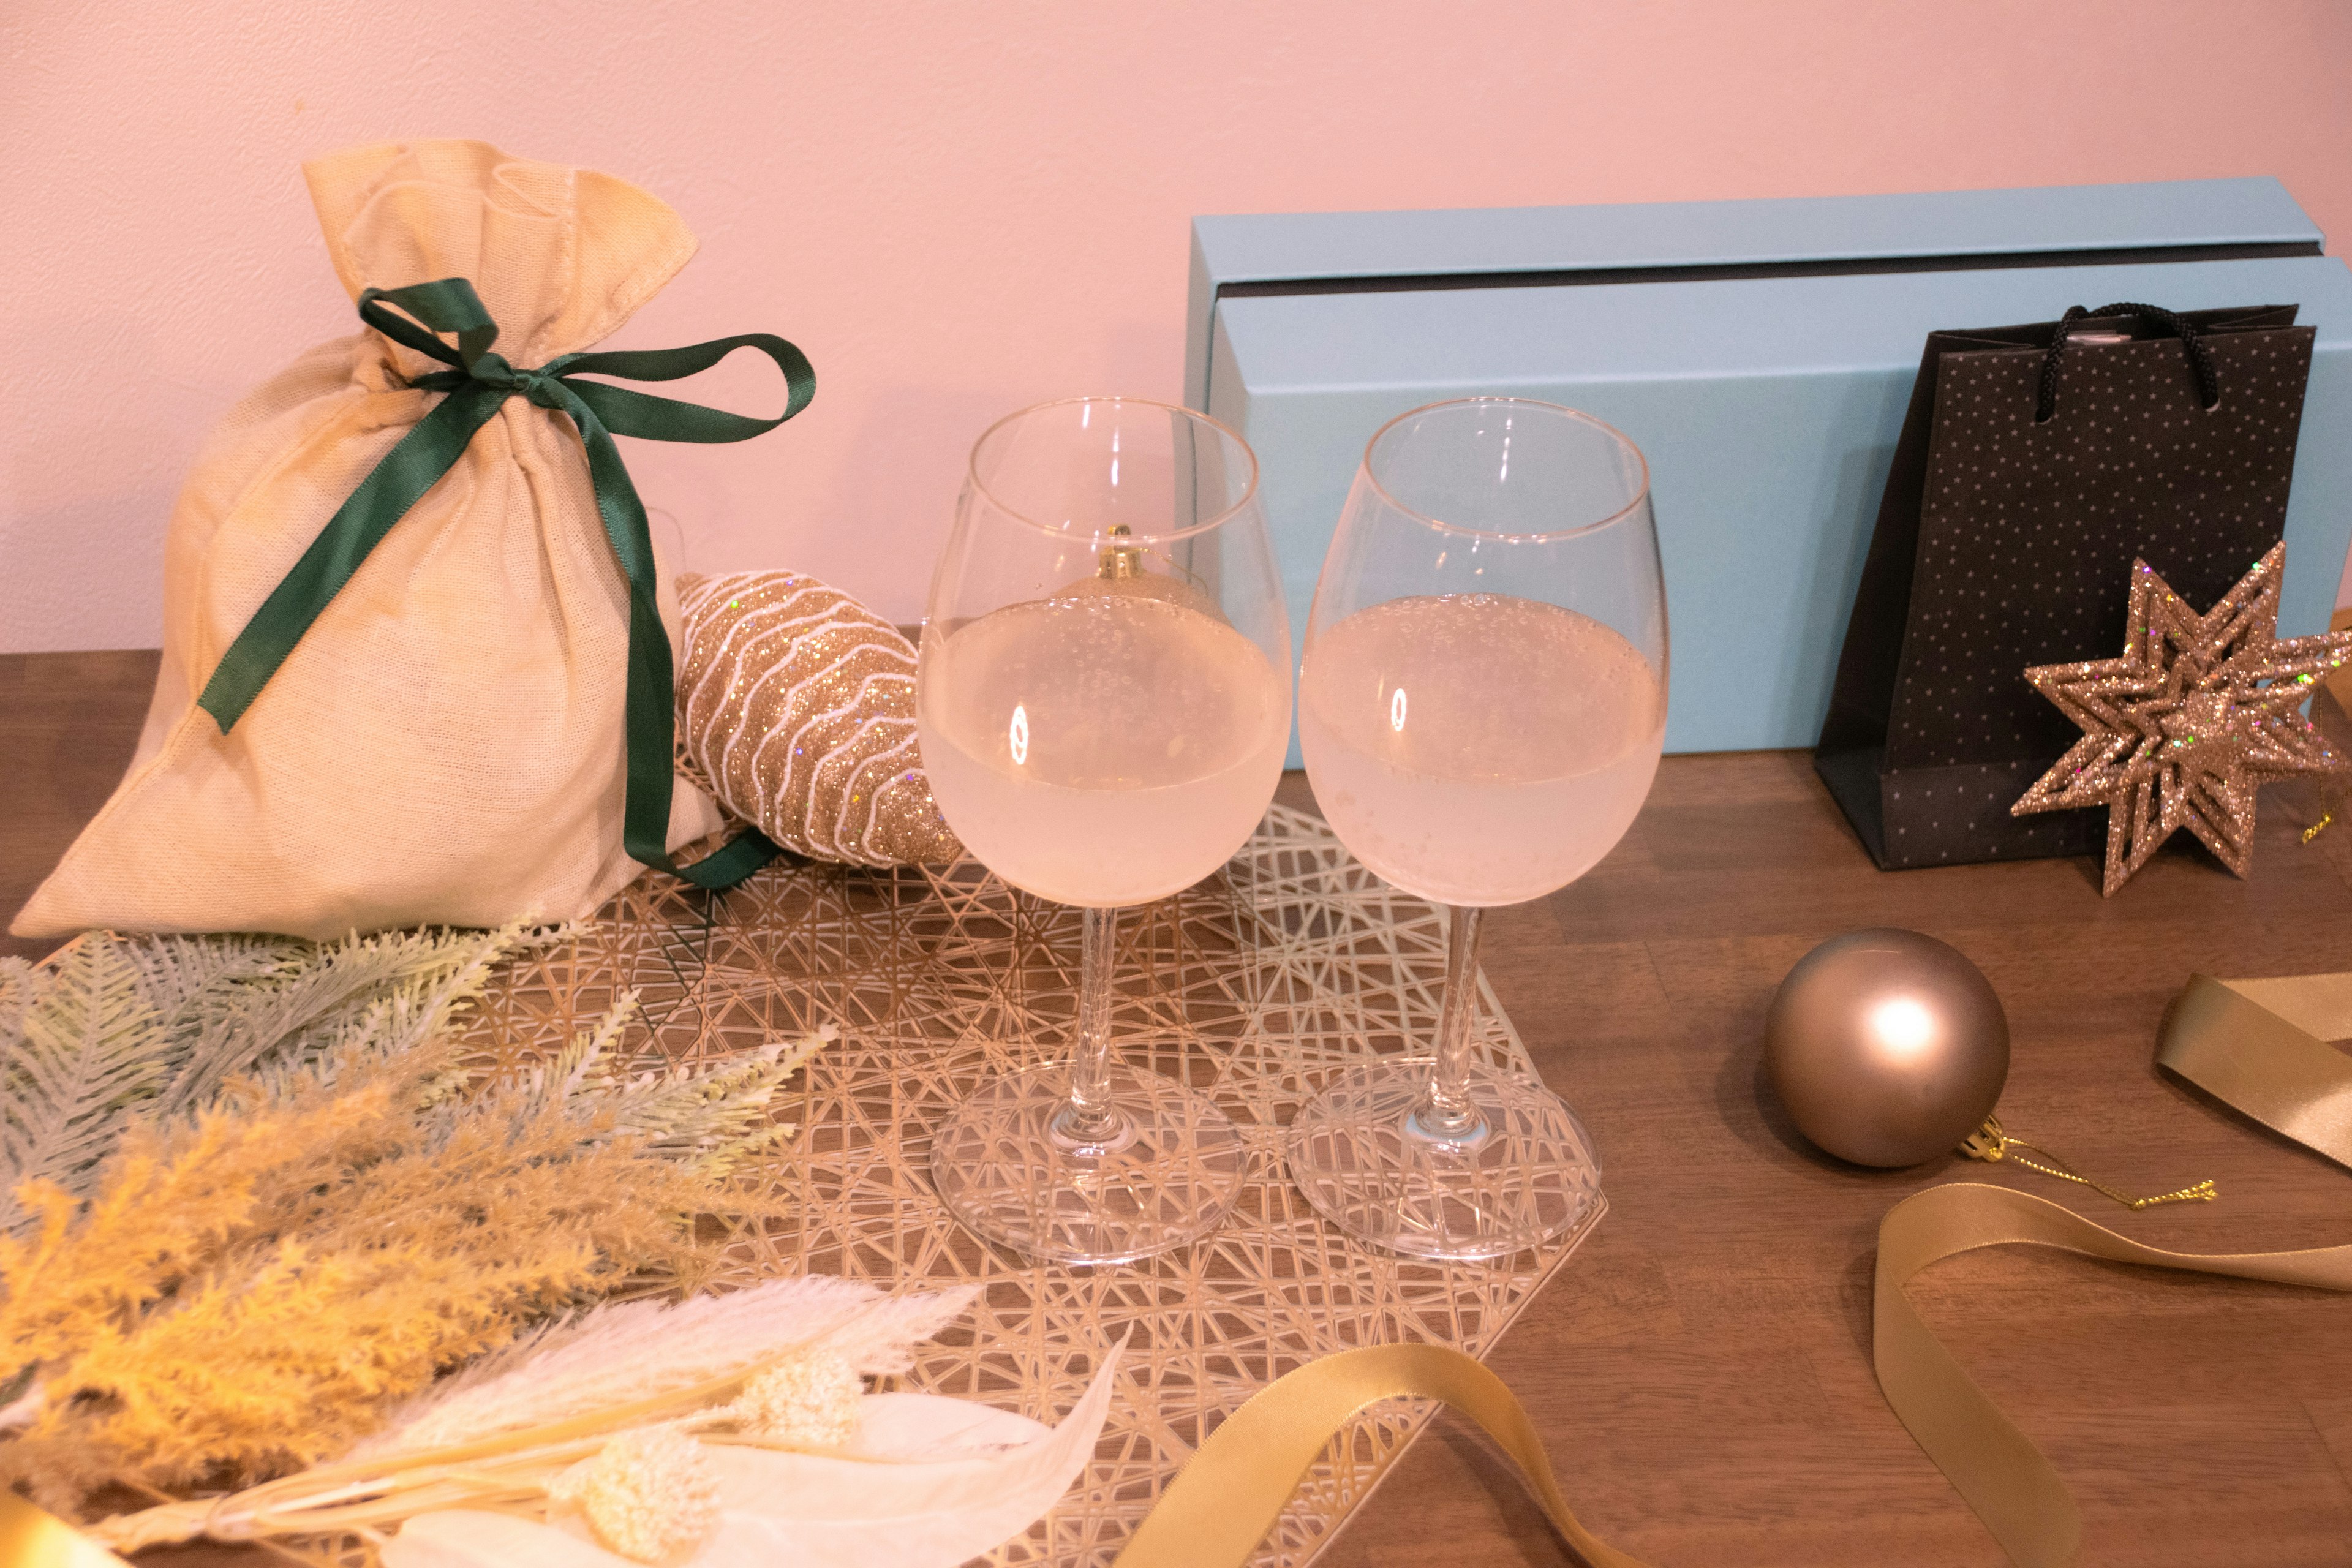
1112, 1341, 1653, 1568
1121, 971, 2352, 1568
1841, 973, 2352, 1567
1874, 1183, 2352, 1567
1114, 1188, 2352, 1568
2158, 973, 2352, 1170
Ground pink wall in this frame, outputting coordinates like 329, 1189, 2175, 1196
5, 0, 2350, 650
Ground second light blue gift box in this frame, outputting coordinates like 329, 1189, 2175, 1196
1182, 178, 2352, 759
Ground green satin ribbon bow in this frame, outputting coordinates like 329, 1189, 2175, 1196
195, 277, 815, 890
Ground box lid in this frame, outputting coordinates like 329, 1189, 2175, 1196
1185, 179, 2326, 407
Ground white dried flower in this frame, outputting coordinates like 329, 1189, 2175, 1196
728, 1349, 864, 1447
549, 1425, 722, 1564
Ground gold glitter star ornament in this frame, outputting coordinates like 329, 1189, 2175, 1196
2011, 543, 2352, 894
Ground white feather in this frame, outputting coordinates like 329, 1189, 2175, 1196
379, 1346, 1121, 1568
357, 1277, 981, 1459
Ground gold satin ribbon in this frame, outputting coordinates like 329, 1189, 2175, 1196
1843, 976, 2352, 1566
1112, 1341, 1653, 1568
2158, 972, 2352, 1170
1118, 1178, 2352, 1568
1122, 971, 2352, 1568
1873, 1182, 2352, 1567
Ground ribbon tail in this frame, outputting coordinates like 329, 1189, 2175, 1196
2158, 974, 2352, 1170
1113, 1343, 1652, 1568
198, 382, 507, 732
558, 387, 777, 891
1874, 1182, 2352, 1567
667, 823, 784, 889
557, 333, 815, 440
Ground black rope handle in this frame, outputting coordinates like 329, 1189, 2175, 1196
2035, 301, 2222, 423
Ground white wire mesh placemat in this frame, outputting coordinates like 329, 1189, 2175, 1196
463, 803, 1602, 1567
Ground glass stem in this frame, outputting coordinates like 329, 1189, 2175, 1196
1054, 904, 1123, 1146
1417, 905, 1488, 1142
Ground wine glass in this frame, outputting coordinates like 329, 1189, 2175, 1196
1287, 398, 1667, 1261
916, 396, 1294, 1265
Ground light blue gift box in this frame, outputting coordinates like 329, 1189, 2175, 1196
1183, 179, 2352, 759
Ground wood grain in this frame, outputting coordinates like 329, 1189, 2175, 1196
1, 650, 156, 963
10, 651, 2352, 1567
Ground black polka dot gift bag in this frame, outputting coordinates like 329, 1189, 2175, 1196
1815, 304, 2315, 870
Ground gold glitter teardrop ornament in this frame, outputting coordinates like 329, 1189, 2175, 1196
677, 571, 960, 867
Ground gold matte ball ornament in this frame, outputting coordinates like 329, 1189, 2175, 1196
1765, 929, 2010, 1168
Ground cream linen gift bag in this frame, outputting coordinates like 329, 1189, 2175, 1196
12, 140, 811, 941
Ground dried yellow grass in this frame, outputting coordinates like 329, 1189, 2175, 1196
0, 938, 812, 1518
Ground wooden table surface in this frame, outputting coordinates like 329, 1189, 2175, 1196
7, 649, 2351, 1567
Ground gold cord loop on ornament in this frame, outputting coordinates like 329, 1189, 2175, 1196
2302, 780, 2345, 844
1958, 1115, 2217, 1210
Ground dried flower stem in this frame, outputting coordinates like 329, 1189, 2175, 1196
91, 1311, 894, 1552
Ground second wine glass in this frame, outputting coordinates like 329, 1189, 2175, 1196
1289, 397, 1668, 1262
916, 396, 1292, 1265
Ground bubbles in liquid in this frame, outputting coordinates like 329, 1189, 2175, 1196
1300, 594, 1663, 906
919, 594, 1289, 907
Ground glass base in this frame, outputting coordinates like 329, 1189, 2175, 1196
1286, 1060, 1602, 1262
929, 1063, 1248, 1266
